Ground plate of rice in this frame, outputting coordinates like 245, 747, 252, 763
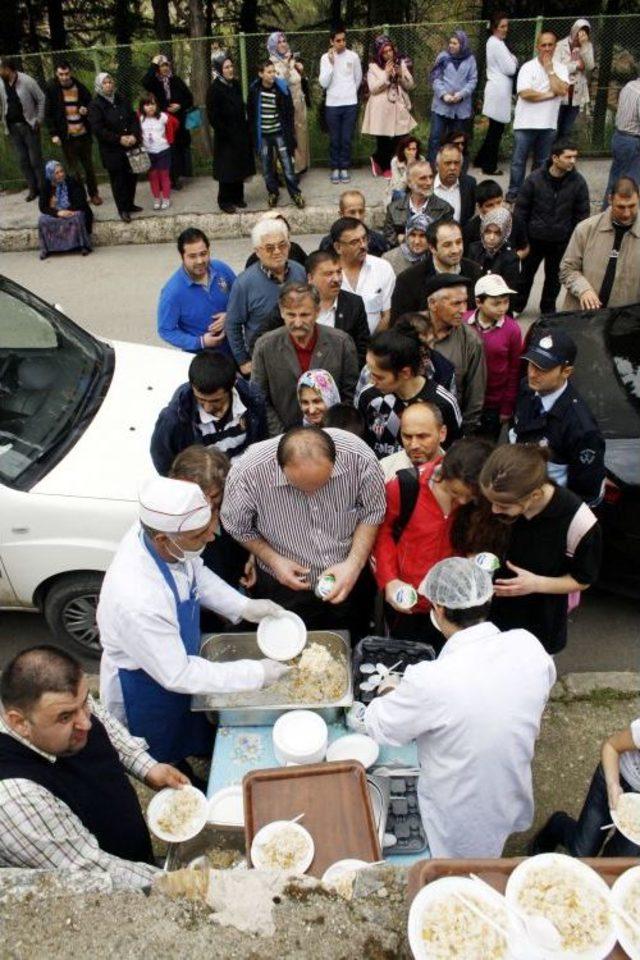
611, 864, 640, 960
322, 859, 369, 900
505, 853, 615, 960
250, 820, 314, 874
147, 786, 209, 843
611, 792, 640, 846
408, 876, 512, 960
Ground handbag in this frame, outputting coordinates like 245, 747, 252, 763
126, 147, 151, 174
185, 107, 202, 131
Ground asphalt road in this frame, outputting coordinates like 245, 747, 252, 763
1, 238, 638, 676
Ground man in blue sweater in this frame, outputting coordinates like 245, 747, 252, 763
157, 227, 236, 353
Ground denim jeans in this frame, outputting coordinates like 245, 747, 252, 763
556, 104, 580, 138
603, 130, 640, 208
506, 127, 556, 201
549, 764, 640, 857
428, 112, 472, 166
8, 121, 44, 193
259, 132, 300, 198
325, 104, 358, 169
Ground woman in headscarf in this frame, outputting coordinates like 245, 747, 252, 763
382, 212, 429, 276
297, 369, 341, 426
467, 205, 521, 297
38, 160, 93, 260
427, 31, 477, 166
267, 32, 310, 174
142, 54, 194, 189
206, 52, 255, 214
88, 72, 141, 222
361, 35, 416, 179
554, 19, 594, 137
474, 13, 518, 175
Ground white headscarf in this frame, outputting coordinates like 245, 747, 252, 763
95, 72, 114, 102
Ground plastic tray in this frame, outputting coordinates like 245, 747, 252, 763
352, 635, 436, 705
383, 775, 427, 856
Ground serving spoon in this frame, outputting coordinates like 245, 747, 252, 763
469, 872, 563, 953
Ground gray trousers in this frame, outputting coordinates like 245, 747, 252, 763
9, 121, 44, 193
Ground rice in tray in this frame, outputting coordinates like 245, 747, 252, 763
156, 790, 201, 837
421, 896, 508, 960
615, 793, 640, 843
621, 875, 640, 948
516, 864, 612, 951
259, 826, 310, 871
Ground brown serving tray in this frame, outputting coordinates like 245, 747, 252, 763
407, 857, 640, 960
243, 760, 382, 878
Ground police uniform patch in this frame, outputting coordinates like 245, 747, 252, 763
579, 449, 596, 465
539, 335, 553, 349
216, 276, 230, 294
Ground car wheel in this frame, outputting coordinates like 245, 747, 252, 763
43, 573, 104, 657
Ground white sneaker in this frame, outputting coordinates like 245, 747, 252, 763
330, 169, 340, 184
153, 199, 161, 210
161, 198, 171, 210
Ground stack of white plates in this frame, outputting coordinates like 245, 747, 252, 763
272, 709, 328, 765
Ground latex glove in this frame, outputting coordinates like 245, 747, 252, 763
260, 659, 292, 686
242, 598, 286, 623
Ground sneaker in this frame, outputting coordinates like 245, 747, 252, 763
267, 192, 278, 208
153, 199, 162, 210
292, 193, 305, 209
161, 198, 171, 210
370, 156, 382, 177
339, 169, 351, 183
330, 169, 340, 185
527, 811, 568, 856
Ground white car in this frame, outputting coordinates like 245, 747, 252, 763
0, 274, 190, 655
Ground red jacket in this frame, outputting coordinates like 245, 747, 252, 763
370, 459, 455, 614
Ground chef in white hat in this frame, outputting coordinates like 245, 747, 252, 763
98, 477, 288, 775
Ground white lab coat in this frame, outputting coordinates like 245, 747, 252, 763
364, 621, 556, 859
482, 35, 518, 124
98, 524, 264, 724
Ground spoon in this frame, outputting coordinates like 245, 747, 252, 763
612, 902, 640, 939
257, 813, 305, 847
469, 873, 563, 952
452, 891, 510, 940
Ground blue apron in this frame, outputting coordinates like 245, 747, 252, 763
118, 534, 214, 763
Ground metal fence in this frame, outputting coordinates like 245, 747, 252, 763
2, 15, 640, 187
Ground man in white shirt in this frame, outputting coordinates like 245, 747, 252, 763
318, 26, 362, 185
98, 477, 287, 779
331, 216, 396, 333
433, 144, 477, 225
506, 30, 570, 202
364, 556, 556, 859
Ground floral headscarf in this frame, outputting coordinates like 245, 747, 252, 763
267, 32, 288, 59
400, 212, 430, 263
480, 206, 512, 252
297, 369, 341, 424
94, 72, 114, 101
430, 30, 473, 80
45, 160, 70, 210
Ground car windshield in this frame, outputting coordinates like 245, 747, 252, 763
0, 280, 108, 488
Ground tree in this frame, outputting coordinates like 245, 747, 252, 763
151, 0, 172, 41
46, 0, 67, 50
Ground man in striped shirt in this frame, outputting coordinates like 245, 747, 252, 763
248, 61, 305, 210
221, 426, 385, 634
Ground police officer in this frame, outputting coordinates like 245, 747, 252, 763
510, 330, 605, 507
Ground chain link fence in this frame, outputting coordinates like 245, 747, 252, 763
2, 15, 640, 188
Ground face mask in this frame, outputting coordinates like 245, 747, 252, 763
430, 608, 443, 633
166, 537, 206, 563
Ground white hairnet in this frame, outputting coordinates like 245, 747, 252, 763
419, 557, 493, 608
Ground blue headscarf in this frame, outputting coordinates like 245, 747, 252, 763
267, 32, 288, 59
430, 30, 473, 81
400, 213, 429, 263
45, 160, 70, 210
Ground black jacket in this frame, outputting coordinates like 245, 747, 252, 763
261, 289, 371, 366
44, 77, 92, 141
247, 78, 296, 156
514, 164, 591, 245
390, 255, 483, 321
463, 211, 528, 254
206, 76, 255, 183
38, 174, 93, 233
87, 93, 140, 171
467, 240, 522, 295
446, 172, 477, 226
383, 193, 453, 247
142, 65, 193, 147
150, 378, 267, 476
319, 229, 389, 257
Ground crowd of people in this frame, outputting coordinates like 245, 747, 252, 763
0, 17, 639, 891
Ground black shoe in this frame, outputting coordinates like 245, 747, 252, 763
172, 181, 183, 191
130, 204, 143, 213
267, 192, 278, 208
219, 204, 236, 214
119, 211, 131, 223
527, 811, 568, 855
292, 193, 305, 209
25, 190, 38, 202
236, 200, 247, 209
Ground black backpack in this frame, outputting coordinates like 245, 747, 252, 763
391, 466, 420, 543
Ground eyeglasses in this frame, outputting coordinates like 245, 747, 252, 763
262, 241, 289, 254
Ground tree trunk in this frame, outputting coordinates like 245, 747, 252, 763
0, 0, 23, 57
47, 0, 67, 50
187, 0, 212, 158
239, 0, 258, 34
592, 0, 620, 152
151, 0, 172, 41
330, 0, 341, 26
113, 0, 135, 100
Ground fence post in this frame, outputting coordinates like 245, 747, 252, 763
239, 32, 248, 102
90, 46, 101, 76
533, 15, 543, 56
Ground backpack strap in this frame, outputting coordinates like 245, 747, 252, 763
566, 501, 598, 558
392, 466, 420, 543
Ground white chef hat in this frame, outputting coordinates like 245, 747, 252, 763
419, 557, 493, 608
138, 477, 211, 533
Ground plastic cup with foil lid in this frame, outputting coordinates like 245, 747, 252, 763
474, 552, 500, 574
393, 584, 418, 610
315, 573, 336, 599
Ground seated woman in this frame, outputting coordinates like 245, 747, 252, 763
467, 206, 521, 298
38, 160, 93, 260
297, 369, 340, 426
387, 134, 424, 202
382, 212, 429, 277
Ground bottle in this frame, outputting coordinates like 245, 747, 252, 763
315, 573, 336, 600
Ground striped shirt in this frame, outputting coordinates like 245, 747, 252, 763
615, 79, 640, 137
197, 386, 250, 458
0, 697, 159, 890
220, 428, 386, 582
358, 379, 463, 459
259, 88, 281, 135
62, 83, 87, 137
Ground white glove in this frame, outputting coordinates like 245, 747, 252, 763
242, 599, 286, 623
259, 659, 292, 686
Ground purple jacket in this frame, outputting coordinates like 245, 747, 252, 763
430, 56, 478, 120
464, 309, 522, 418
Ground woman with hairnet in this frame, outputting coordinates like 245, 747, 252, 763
364, 556, 556, 859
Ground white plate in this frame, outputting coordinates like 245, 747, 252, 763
147, 786, 209, 843
322, 858, 369, 885
505, 853, 616, 960
326, 733, 380, 769
273, 709, 328, 765
207, 785, 244, 826
257, 611, 307, 661
611, 864, 640, 960
408, 875, 513, 960
250, 820, 314, 874
611, 793, 640, 846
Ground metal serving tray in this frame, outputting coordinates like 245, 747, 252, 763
164, 823, 246, 872
191, 629, 353, 726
